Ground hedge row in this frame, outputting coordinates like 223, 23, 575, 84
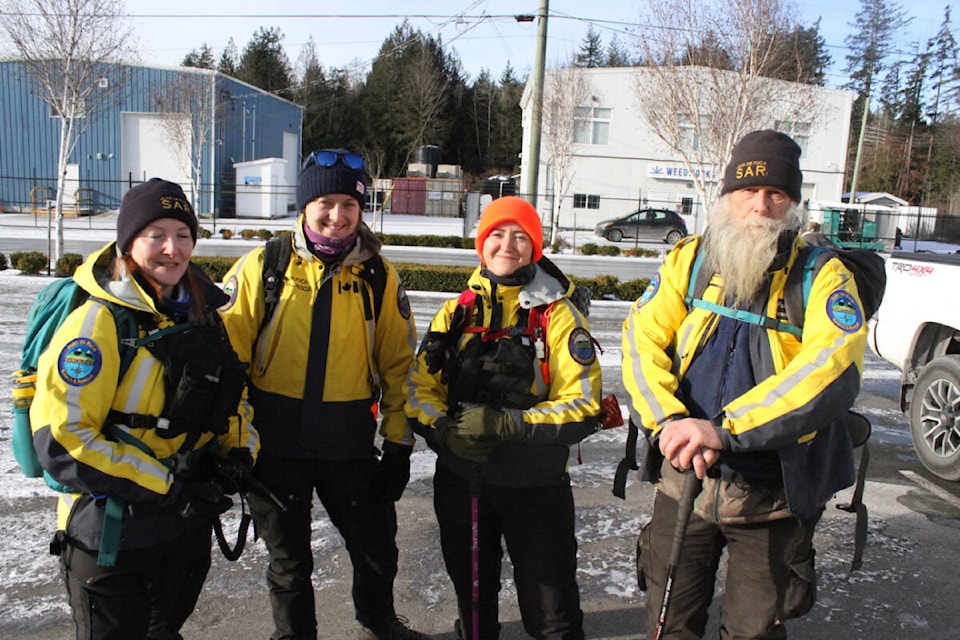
1, 251, 649, 302
194, 229, 662, 259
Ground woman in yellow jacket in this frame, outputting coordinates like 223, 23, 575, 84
31, 179, 257, 640
405, 196, 602, 640
218, 150, 424, 640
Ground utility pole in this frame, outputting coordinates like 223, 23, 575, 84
848, 94, 869, 203
523, 0, 549, 209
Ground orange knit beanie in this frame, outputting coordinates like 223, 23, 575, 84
475, 196, 543, 263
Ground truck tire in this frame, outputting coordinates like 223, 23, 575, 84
910, 355, 960, 481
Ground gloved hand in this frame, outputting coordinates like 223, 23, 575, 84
436, 417, 498, 464
171, 477, 232, 520
377, 442, 412, 502
455, 403, 526, 442
211, 447, 254, 495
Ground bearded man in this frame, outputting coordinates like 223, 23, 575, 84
621, 130, 868, 639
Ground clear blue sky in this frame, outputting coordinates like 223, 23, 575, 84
124, 0, 954, 88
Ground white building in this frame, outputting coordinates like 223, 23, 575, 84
520, 67, 855, 234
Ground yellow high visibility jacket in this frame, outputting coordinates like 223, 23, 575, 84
31, 243, 257, 549
219, 219, 417, 459
406, 261, 603, 487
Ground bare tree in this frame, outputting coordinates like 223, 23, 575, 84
541, 64, 591, 247
631, 0, 819, 215
152, 70, 219, 214
0, 0, 134, 260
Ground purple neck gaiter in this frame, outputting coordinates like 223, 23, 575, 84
303, 222, 357, 264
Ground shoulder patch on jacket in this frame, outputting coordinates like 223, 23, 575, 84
568, 327, 597, 366
397, 284, 411, 320
634, 274, 660, 311
57, 337, 103, 386
826, 290, 863, 332
220, 275, 239, 311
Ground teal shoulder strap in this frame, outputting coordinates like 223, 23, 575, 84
684, 245, 802, 338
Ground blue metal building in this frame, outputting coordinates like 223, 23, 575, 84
0, 61, 303, 217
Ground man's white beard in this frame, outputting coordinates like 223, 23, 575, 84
703, 197, 801, 305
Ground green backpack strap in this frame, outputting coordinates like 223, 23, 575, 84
96, 423, 158, 567
94, 422, 211, 567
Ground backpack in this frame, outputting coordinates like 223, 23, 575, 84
12, 276, 242, 567
12, 278, 143, 489
260, 236, 388, 327
615, 240, 885, 571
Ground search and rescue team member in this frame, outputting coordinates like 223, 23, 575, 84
406, 196, 603, 640
622, 130, 868, 639
218, 150, 426, 640
31, 178, 258, 640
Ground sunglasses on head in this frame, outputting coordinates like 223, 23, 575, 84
305, 150, 364, 170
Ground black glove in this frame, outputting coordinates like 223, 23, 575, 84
211, 448, 254, 495
171, 477, 232, 520
436, 416, 498, 465
377, 442, 412, 502
228, 447, 254, 472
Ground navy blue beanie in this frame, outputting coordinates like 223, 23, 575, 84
295, 149, 367, 212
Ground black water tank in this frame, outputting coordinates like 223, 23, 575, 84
416, 145, 442, 177
482, 175, 516, 199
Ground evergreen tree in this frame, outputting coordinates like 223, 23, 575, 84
358, 21, 464, 176
182, 43, 215, 69
927, 6, 958, 121
218, 37, 239, 76
494, 62, 524, 174
901, 45, 930, 126
843, 0, 911, 106
466, 68, 495, 172
237, 26, 293, 97
295, 36, 360, 154
766, 20, 831, 85
680, 30, 733, 69
604, 34, 632, 67
575, 26, 604, 68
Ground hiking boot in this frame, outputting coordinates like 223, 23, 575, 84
357, 615, 431, 640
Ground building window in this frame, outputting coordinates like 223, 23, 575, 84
775, 120, 811, 157
573, 193, 601, 209
573, 106, 610, 145
681, 197, 693, 215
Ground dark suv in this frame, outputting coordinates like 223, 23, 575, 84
594, 208, 688, 244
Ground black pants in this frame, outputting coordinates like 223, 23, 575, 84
60, 525, 212, 640
639, 490, 822, 640
434, 463, 584, 640
248, 455, 399, 640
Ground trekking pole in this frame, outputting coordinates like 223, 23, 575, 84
469, 465, 481, 640
654, 471, 702, 640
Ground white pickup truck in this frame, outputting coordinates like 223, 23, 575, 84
869, 251, 960, 480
